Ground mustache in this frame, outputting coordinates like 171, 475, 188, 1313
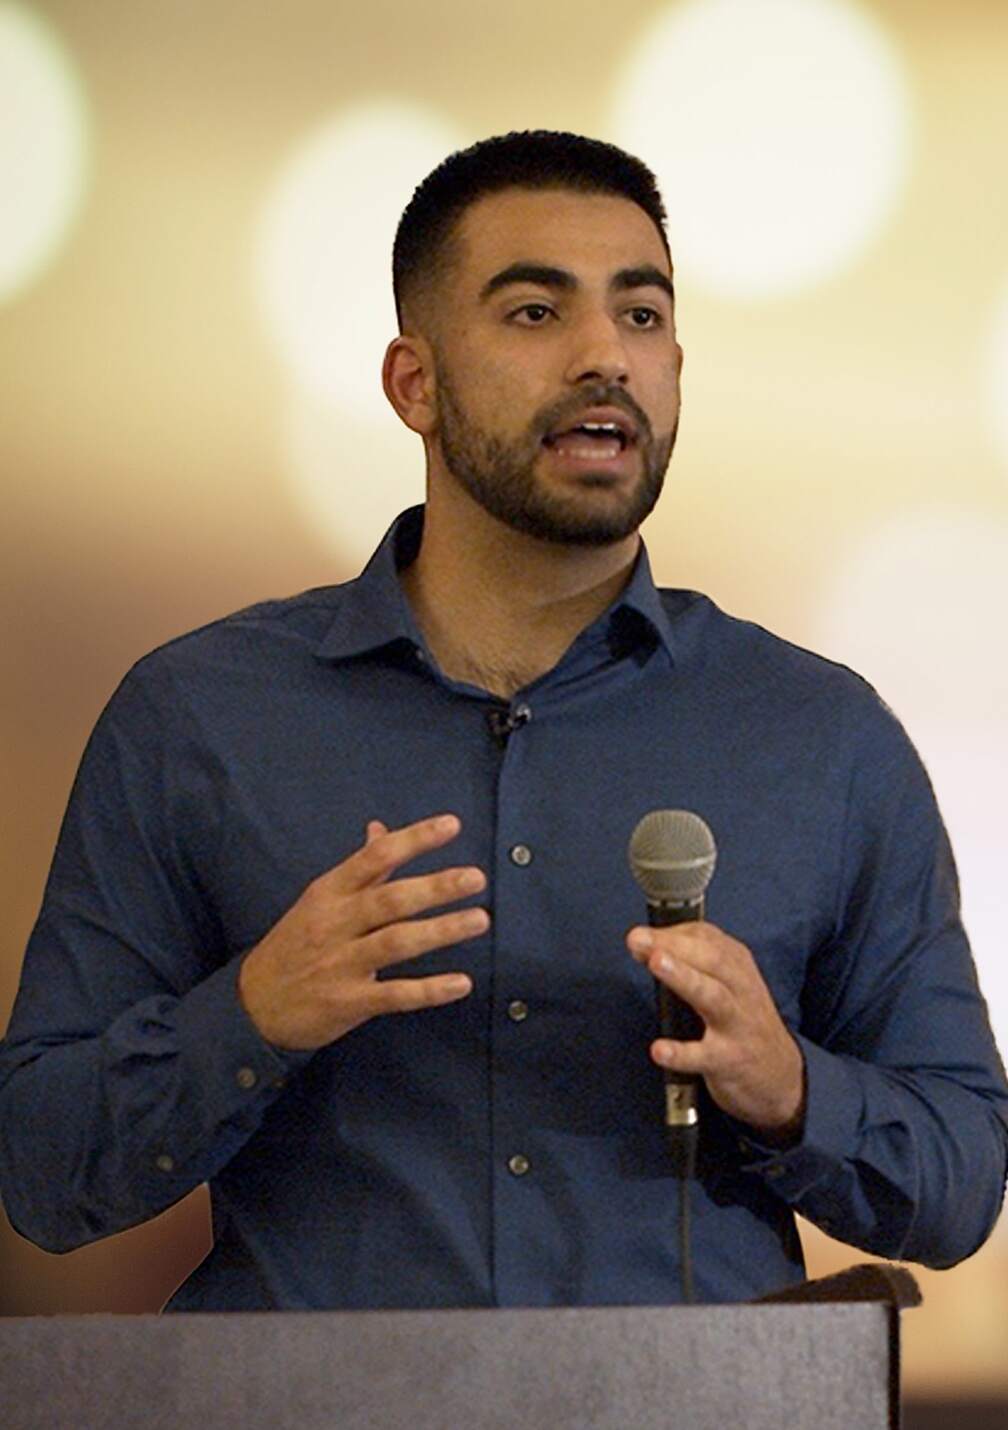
531, 385, 654, 444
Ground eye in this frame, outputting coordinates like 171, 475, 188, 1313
627, 306, 663, 329
510, 302, 555, 325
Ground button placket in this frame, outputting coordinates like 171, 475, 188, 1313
491, 703, 549, 1300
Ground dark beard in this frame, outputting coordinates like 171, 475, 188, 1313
434, 366, 677, 547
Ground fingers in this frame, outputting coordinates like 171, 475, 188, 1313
303, 812, 490, 975
649, 951, 733, 1027
627, 922, 750, 1004
355, 904, 491, 972
356, 863, 486, 936
650, 1036, 708, 1074
331, 813, 464, 895
358, 971, 474, 1020
628, 923, 806, 1135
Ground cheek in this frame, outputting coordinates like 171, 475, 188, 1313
647, 363, 682, 422
455, 357, 543, 429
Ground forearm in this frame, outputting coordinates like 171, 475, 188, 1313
736, 1036, 1008, 1267
0, 958, 303, 1253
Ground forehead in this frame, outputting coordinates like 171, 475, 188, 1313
452, 187, 672, 289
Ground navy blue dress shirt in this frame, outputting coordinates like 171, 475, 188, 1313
2, 505, 1006, 1309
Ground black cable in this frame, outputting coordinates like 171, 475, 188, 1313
671, 1125, 697, 1304
678, 1173, 695, 1305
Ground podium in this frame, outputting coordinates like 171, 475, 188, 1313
0, 1267, 918, 1429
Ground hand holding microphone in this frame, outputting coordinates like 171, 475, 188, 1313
627, 811, 806, 1161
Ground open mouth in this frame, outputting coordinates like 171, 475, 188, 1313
543, 417, 629, 451
542, 419, 636, 461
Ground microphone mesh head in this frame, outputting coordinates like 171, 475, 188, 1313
628, 809, 717, 904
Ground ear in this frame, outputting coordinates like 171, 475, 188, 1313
382, 335, 437, 436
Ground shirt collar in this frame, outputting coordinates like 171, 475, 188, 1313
314, 505, 678, 666
314, 507, 427, 662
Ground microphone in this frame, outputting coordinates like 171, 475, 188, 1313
628, 809, 717, 1177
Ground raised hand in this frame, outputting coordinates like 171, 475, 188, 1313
238, 814, 488, 1050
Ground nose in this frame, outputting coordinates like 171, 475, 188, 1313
563, 312, 630, 387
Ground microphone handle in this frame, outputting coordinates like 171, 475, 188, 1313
648, 896, 705, 1176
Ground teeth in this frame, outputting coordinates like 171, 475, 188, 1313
544, 420, 631, 450
572, 421, 629, 450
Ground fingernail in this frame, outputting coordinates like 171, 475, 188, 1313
436, 814, 458, 832
629, 929, 652, 952
658, 954, 675, 975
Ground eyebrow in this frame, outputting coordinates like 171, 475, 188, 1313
612, 265, 675, 304
479, 262, 675, 304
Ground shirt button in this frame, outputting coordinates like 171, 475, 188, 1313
513, 702, 532, 721
155, 1154, 175, 1173
508, 1153, 531, 1177
507, 1000, 529, 1023
509, 844, 533, 867
236, 1066, 258, 1090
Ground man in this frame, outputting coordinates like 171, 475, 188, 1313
1, 131, 1006, 1310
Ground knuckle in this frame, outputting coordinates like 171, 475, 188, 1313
704, 981, 727, 1015
358, 840, 392, 880
380, 921, 416, 959
442, 911, 477, 943
383, 979, 423, 1014
435, 870, 460, 901
372, 882, 407, 922
302, 874, 329, 912
411, 979, 440, 1010
298, 890, 334, 947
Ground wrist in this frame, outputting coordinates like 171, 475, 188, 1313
749, 1041, 807, 1147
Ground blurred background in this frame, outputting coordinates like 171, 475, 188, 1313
1, 0, 1006, 1415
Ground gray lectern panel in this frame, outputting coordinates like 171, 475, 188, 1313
0, 1302, 896, 1430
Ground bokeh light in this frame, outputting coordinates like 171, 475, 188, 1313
0, 2, 89, 303
813, 508, 1008, 1058
608, 0, 913, 299
989, 281, 1008, 467
283, 387, 426, 564
253, 101, 466, 421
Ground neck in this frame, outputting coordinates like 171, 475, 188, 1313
400, 480, 640, 699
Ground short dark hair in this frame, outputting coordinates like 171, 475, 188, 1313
392, 130, 670, 330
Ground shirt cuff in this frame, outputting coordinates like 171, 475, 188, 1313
733, 1034, 865, 1211
175, 952, 314, 1122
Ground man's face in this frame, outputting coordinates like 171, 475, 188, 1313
424, 187, 683, 547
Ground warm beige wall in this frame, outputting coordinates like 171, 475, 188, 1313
2, 0, 1006, 1395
